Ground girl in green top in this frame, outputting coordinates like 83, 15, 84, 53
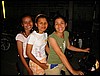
45, 14, 90, 75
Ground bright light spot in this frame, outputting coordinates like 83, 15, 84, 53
2, 1, 6, 19
95, 59, 99, 70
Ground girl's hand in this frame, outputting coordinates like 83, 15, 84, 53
40, 63, 48, 70
72, 70, 84, 75
82, 48, 90, 53
27, 68, 33, 75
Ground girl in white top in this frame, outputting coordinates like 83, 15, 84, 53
26, 14, 49, 75
15, 14, 34, 75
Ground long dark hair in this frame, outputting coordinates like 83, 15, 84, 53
50, 13, 68, 33
18, 13, 34, 33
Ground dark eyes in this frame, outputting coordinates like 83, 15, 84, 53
55, 22, 64, 25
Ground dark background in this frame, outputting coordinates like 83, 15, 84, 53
1, 0, 99, 75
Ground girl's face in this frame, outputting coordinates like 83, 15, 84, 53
22, 16, 33, 31
54, 18, 67, 33
35, 18, 48, 33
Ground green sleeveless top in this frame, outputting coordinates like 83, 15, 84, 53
47, 31, 69, 64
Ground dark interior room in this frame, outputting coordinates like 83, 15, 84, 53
1, 0, 99, 75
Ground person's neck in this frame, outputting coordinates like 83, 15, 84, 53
55, 32, 64, 38
38, 30, 44, 34
24, 30, 30, 37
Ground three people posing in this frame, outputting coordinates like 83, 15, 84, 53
16, 13, 90, 75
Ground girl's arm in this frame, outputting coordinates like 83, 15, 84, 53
45, 44, 50, 55
48, 37, 84, 75
16, 40, 32, 75
67, 38, 90, 52
26, 44, 48, 70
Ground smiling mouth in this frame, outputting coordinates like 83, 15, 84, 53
58, 28, 64, 31
27, 26, 32, 28
41, 27, 47, 29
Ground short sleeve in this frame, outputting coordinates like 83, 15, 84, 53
45, 33, 48, 39
27, 33, 36, 45
64, 31, 69, 38
15, 34, 24, 42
